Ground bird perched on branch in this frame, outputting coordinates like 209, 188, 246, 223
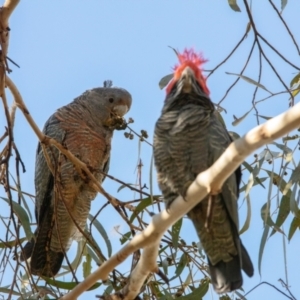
153, 49, 253, 293
21, 81, 132, 277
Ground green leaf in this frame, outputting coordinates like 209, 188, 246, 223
84, 229, 106, 264
159, 288, 174, 300
228, 0, 241, 12
260, 201, 284, 235
177, 279, 209, 299
272, 142, 293, 162
162, 258, 169, 276
232, 107, 253, 126
117, 183, 135, 193
87, 245, 101, 265
288, 217, 300, 240
239, 194, 251, 235
9, 173, 33, 222
130, 196, 155, 223
83, 252, 92, 278
120, 231, 131, 244
283, 163, 300, 195
226, 72, 272, 93
257, 114, 272, 120
149, 152, 154, 203
281, 0, 288, 11
43, 277, 101, 291
264, 170, 287, 194
60, 239, 84, 275
289, 183, 300, 218
270, 194, 290, 236
0, 237, 26, 249
171, 253, 187, 280
289, 72, 300, 98
258, 224, 270, 275
159, 74, 173, 90
290, 72, 300, 87
172, 218, 182, 250
245, 21, 252, 36
239, 177, 267, 193
0, 197, 33, 240
88, 214, 112, 257
0, 287, 21, 296
103, 284, 114, 295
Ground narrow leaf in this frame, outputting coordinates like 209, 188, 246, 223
226, 72, 272, 93
239, 177, 267, 193
0, 237, 26, 249
290, 72, 300, 87
175, 253, 187, 278
1, 197, 33, 240
232, 108, 253, 126
83, 252, 92, 278
117, 183, 135, 193
172, 218, 182, 250
87, 245, 101, 265
245, 21, 252, 35
120, 231, 131, 244
60, 239, 85, 274
272, 142, 293, 162
149, 152, 154, 203
288, 216, 300, 240
9, 174, 33, 222
0, 287, 21, 296
129, 196, 154, 223
261, 202, 283, 234
228, 0, 241, 12
281, 0, 288, 11
88, 214, 112, 257
257, 115, 272, 120
162, 258, 169, 276
43, 277, 101, 291
270, 194, 290, 236
289, 184, 300, 218
239, 194, 251, 234
258, 224, 270, 275
159, 74, 173, 90
177, 279, 209, 299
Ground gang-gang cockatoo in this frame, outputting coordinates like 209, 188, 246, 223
153, 49, 253, 293
22, 81, 132, 277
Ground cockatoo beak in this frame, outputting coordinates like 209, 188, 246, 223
179, 66, 195, 93
113, 104, 129, 117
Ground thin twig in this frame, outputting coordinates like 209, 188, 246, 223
244, 281, 293, 299
207, 30, 248, 78
268, 0, 300, 55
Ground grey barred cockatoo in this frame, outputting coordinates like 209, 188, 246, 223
153, 49, 253, 293
22, 82, 132, 277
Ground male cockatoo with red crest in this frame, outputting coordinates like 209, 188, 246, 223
153, 49, 253, 293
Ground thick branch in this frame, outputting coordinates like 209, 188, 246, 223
61, 101, 300, 300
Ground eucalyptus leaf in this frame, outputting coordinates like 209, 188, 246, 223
226, 72, 272, 93
228, 0, 241, 12
159, 74, 173, 90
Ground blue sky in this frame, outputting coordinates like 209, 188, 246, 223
1, 1, 300, 299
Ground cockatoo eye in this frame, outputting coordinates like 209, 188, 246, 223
109, 98, 114, 103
